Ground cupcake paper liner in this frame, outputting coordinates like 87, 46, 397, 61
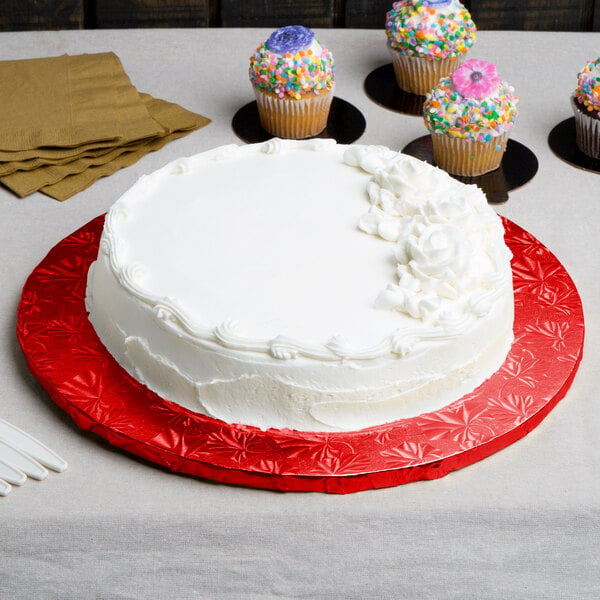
254, 87, 334, 139
571, 96, 600, 159
388, 49, 464, 96
431, 131, 510, 176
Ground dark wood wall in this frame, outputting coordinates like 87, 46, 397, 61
1, 1, 599, 31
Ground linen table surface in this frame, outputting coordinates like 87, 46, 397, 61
1, 28, 598, 600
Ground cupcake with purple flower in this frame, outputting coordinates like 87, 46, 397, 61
249, 26, 335, 139
423, 59, 518, 176
385, 0, 476, 96
571, 58, 600, 159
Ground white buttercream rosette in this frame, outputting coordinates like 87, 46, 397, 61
344, 146, 510, 324
377, 222, 473, 321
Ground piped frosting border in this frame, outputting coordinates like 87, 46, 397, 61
98, 139, 512, 363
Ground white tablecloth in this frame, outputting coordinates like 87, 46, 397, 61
1, 28, 599, 599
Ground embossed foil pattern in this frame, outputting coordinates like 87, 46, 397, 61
17, 216, 583, 493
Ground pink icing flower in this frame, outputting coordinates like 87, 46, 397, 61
451, 59, 501, 100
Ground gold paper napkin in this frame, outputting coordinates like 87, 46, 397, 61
0, 52, 162, 153
0, 52, 210, 200
2, 94, 210, 199
43, 96, 210, 201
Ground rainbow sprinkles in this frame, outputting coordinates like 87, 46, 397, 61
574, 57, 600, 116
385, 0, 476, 60
423, 59, 518, 143
249, 25, 335, 100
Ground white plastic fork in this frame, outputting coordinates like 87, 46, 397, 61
0, 418, 67, 496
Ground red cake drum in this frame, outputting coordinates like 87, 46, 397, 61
17, 213, 583, 493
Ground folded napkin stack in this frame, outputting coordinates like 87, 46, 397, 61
0, 52, 210, 200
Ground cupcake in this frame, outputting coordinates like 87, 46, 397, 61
385, 0, 476, 96
571, 58, 600, 159
249, 25, 335, 139
423, 59, 518, 176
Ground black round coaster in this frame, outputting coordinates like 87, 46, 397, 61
548, 117, 600, 173
402, 136, 538, 204
231, 97, 366, 144
364, 64, 425, 116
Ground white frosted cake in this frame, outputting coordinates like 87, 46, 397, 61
86, 139, 514, 432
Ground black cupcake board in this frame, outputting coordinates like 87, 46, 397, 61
402, 137, 539, 204
232, 97, 366, 145
233, 70, 539, 203
364, 63, 425, 116
548, 117, 600, 173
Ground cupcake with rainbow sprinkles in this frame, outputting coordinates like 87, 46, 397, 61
385, 0, 476, 96
571, 57, 600, 159
249, 25, 335, 139
423, 59, 518, 176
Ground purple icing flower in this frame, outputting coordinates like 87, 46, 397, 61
266, 26, 315, 54
422, 0, 452, 6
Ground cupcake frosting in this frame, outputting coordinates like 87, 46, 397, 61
385, 0, 476, 60
574, 57, 600, 115
249, 25, 335, 99
423, 59, 518, 142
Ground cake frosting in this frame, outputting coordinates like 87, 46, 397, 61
249, 25, 334, 99
385, 0, 476, 60
573, 57, 600, 117
86, 139, 514, 432
423, 59, 518, 142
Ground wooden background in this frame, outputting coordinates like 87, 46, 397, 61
0, 1, 599, 31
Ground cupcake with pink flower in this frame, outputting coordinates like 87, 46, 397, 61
571, 57, 600, 159
423, 59, 518, 176
385, 0, 476, 96
249, 25, 335, 139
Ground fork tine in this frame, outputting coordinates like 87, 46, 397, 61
0, 459, 27, 486
0, 419, 67, 472
0, 439, 48, 481
0, 478, 11, 496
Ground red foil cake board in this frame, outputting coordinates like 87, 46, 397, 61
17, 216, 584, 494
